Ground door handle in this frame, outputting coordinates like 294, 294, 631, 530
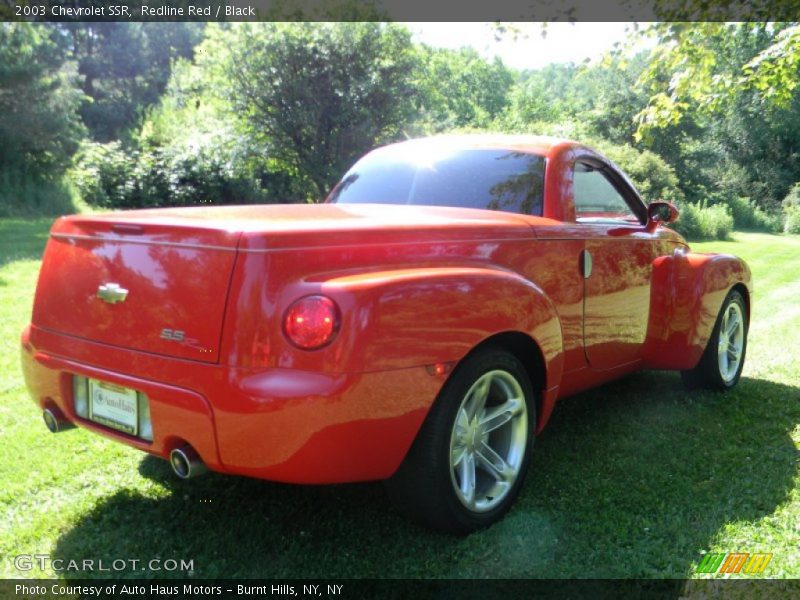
582, 249, 593, 279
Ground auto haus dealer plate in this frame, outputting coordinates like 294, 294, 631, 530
89, 379, 138, 436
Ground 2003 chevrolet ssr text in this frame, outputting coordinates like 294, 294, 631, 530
21, 135, 751, 532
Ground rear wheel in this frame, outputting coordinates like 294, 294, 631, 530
385, 347, 536, 534
681, 289, 748, 390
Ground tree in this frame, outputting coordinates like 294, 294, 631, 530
635, 23, 800, 205
580, 52, 652, 145
0, 23, 84, 175
633, 23, 799, 137
221, 23, 419, 199
501, 63, 585, 129
66, 22, 205, 141
415, 46, 515, 131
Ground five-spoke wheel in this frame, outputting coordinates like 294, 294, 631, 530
682, 289, 748, 390
449, 370, 528, 513
717, 300, 745, 385
385, 347, 535, 534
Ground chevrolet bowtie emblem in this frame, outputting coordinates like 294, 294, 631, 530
97, 283, 129, 304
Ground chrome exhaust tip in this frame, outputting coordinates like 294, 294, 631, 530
169, 445, 208, 479
43, 408, 76, 433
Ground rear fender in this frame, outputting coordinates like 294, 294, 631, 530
314, 268, 564, 387
643, 252, 752, 370
231, 267, 564, 476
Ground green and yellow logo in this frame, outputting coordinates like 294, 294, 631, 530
696, 552, 772, 575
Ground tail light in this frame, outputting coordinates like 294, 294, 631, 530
282, 295, 340, 350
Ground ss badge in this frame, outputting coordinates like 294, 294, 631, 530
160, 328, 185, 342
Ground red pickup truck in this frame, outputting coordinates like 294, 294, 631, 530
21, 135, 751, 533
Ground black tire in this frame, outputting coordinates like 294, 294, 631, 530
681, 289, 748, 390
385, 347, 536, 534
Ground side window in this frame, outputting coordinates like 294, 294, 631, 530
573, 163, 637, 222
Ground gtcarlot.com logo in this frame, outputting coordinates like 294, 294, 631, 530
14, 554, 194, 573
696, 552, 772, 575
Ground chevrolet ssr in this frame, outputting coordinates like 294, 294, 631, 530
21, 135, 751, 533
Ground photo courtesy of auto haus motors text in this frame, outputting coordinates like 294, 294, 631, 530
14, 583, 344, 597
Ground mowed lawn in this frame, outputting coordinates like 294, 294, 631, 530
0, 219, 798, 579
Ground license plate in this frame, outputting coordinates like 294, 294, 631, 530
89, 379, 138, 436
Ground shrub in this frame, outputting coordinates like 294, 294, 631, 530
724, 196, 782, 233
69, 141, 136, 209
777, 183, 800, 234
0, 170, 77, 218
70, 141, 266, 210
784, 206, 800, 234
672, 201, 734, 241
781, 183, 800, 211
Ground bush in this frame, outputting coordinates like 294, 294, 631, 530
778, 183, 800, 234
0, 170, 77, 218
672, 201, 734, 241
724, 196, 782, 232
69, 141, 135, 209
781, 183, 800, 211
70, 141, 266, 210
784, 206, 800, 234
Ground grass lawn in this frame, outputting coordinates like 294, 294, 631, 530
0, 221, 798, 580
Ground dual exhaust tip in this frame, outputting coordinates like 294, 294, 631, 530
43, 408, 76, 433
42, 408, 207, 479
169, 445, 208, 479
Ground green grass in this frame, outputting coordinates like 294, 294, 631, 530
0, 226, 798, 580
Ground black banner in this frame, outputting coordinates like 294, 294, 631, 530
1, 0, 800, 23
4, 579, 800, 600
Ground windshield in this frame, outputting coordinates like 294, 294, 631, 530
329, 144, 545, 216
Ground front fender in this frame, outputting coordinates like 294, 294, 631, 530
643, 251, 752, 370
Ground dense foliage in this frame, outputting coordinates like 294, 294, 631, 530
3, 21, 800, 238
0, 24, 84, 174
783, 185, 800, 233
671, 202, 735, 241
223, 23, 420, 198
67, 23, 204, 142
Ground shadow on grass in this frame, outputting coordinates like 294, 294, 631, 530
52, 372, 799, 579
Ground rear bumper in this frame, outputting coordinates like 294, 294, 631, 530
20, 325, 440, 483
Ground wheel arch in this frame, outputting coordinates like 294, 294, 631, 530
680, 284, 749, 390
385, 338, 541, 533
448, 330, 553, 434
730, 282, 751, 330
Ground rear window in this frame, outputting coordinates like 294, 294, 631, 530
330, 145, 545, 215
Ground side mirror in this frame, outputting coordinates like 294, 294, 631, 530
647, 200, 679, 225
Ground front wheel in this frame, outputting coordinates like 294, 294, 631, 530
681, 289, 748, 390
385, 347, 536, 534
